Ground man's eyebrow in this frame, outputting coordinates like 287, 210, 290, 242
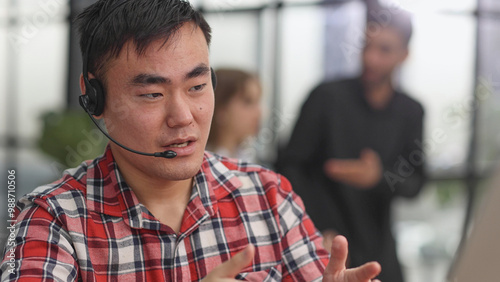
131, 74, 171, 86
130, 64, 210, 86
185, 64, 210, 80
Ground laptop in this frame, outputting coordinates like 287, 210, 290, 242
448, 169, 500, 281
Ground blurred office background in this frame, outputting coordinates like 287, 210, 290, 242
1, 0, 500, 281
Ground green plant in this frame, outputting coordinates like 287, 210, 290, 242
38, 110, 107, 168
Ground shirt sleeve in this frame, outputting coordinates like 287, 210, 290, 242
1, 201, 78, 281
275, 175, 330, 281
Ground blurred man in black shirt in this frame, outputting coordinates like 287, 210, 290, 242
278, 7, 425, 282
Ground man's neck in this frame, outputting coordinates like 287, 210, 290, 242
363, 79, 394, 110
113, 153, 193, 233
134, 177, 193, 234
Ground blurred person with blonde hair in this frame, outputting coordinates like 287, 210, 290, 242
207, 68, 262, 162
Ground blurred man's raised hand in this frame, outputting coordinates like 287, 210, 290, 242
323, 148, 382, 189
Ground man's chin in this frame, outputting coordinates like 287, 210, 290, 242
362, 73, 378, 83
362, 74, 389, 87
156, 154, 204, 181
162, 169, 200, 181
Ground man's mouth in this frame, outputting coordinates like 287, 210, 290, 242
162, 138, 197, 156
168, 141, 190, 148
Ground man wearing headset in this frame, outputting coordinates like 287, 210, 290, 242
1, 0, 381, 281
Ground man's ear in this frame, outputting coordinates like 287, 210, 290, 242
80, 73, 97, 95
79, 73, 104, 119
80, 73, 86, 95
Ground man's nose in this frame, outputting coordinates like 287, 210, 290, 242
165, 93, 194, 128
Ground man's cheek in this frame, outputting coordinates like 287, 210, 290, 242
200, 101, 215, 122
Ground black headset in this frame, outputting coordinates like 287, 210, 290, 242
79, 0, 216, 159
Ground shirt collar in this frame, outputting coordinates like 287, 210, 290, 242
84, 146, 242, 231
356, 76, 400, 114
195, 151, 243, 214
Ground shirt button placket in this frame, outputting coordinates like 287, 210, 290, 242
171, 234, 183, 281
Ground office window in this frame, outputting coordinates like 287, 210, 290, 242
1, 0, 69, 141
201, 0, 270, 10
476, 1, 500, 172
400, 13, 476, 176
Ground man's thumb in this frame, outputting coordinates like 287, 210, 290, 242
207, 244, 255, 278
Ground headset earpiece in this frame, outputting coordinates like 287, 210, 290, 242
211, 67, 217, 90
81, 77, 105, 116
88, 78, 105, 116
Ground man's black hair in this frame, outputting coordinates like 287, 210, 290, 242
76, 0, 211, 83
367, 6, 413, 47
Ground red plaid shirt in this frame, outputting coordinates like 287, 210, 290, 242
1, 147, 328, 281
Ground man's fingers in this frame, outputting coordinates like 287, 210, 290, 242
360, 149, 381, 164
322, 235, 382, 282
206, 244, 255, 279
324, 235, 349, 276
344, 261, 381, 281
324, 160, 362, 177
321, 230, 339, 253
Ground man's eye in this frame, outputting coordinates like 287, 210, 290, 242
190, 84, 206, 92
141, 93, 162, 99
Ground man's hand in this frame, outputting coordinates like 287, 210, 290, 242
202, 244, 255, 282
323, 149, 382, 189
323, 236, 381, 282
203, 237, 380, 282
321, 229, 339, 254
